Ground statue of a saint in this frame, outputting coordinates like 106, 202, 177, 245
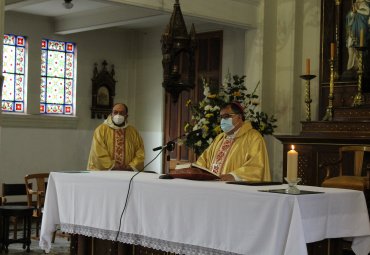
346, 0, 370, 71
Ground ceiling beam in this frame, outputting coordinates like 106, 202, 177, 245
54, 5, 166, 34
108, 0, 258, 29
5, 0, 50, 10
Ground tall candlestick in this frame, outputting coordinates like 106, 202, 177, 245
360, 29, 364, 47
330, 43, 335, 60
287, 145, 298, 181
306, 58, 310, 75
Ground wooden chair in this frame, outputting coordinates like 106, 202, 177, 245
24, 173, 49, 238
321, 145, 370, 191
0, 205, 33, 253
1, 183, 30, 240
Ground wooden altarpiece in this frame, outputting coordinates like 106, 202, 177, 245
90, 60, 116, 119
276, 0, 370, 185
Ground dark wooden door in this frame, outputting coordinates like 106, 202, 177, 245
163, 31, 223, 172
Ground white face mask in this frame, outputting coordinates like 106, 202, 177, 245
112, 115, 125, 125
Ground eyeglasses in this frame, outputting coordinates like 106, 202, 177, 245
220, 113, 237, 119
112, 110, 126, 115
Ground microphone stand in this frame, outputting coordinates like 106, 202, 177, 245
164, 140, 175, 175
152, 129, 201, 174
153, 133, 187, 174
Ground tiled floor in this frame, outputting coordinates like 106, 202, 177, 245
2, 232, 70, 254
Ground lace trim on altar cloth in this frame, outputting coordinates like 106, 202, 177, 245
60, 223, 241, 255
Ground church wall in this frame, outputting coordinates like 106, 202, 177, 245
259, 0, 321, 181
0, 13, 137, 183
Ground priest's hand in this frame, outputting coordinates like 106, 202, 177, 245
120, 166, 133, 171
112, 165, 132, 171
219, 174, 235, 181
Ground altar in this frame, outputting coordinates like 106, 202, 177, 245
39, 171, 370, 255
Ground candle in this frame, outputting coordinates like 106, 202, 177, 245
306, 58, 310, 75
287, 145, 298, 181
330, 43, 335, 60
360, 29, 364, 47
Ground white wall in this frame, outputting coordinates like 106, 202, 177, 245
259, 0, 321, 181
134, 27, 164, 172
0, 13, 140, 182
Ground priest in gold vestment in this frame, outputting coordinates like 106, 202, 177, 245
87, 103, 145, 171
195, 102, 271, 181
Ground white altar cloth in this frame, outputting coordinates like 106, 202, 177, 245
39, 171, 370, 255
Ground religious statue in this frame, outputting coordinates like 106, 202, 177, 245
345, 0, 370, 71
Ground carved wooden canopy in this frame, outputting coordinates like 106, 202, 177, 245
161, 0, 196, 102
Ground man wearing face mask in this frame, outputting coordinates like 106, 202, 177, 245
87, 103, 145, 171
194, 102, 271, 182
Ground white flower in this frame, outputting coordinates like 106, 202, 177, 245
212, 106, 220, 111
203, 86, 210, 97
195, 140, 202, 147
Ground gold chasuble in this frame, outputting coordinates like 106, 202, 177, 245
87, 116, 145, 171
196, 121, 271, 181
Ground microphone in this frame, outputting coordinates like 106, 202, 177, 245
152, 141, 175, 151
152, 129, 202, 151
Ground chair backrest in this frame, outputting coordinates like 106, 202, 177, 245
1, 183, 31, 205
2, 183, 28, 196
24, 173, 50, 214
339, 145, 370, 177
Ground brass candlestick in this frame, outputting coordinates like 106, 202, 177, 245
300, 74, 316, 122
353, 46, 365, 107
322, 59, 335, 121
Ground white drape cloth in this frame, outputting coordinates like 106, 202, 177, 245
39, 171, 370, 255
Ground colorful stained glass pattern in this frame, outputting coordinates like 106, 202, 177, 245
65, 80, 73, 104
65, 53, 74, 79
2, 73, 15, 101
47, 51, 65, 77
15, 47, 25, 74
3, 45, 16, 72
2, 34, 26, 113
41, 50, 47, 76
46, 78, 64, 104
40, 39, 76, 115
40, 77, 46, 102
48, 40, 65, 51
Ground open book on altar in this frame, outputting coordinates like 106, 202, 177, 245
170, 163, 220, 180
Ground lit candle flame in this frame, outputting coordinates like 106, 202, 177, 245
291, 145, 295, 150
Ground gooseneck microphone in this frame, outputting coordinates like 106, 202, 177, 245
152, 129, 202, 151
152, 141, 175, 151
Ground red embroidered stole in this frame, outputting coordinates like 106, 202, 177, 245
113, 129, 125, 169
210, 136, 235, 175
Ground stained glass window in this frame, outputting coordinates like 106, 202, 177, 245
2, 34, 27, 113
40, 39, 76, 115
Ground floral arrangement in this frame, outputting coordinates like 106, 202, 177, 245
183, 73, 277, 156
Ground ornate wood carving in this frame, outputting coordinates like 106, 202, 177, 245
320, 0, 370, 118
275, 135, 370, 186
301, 121, 370, 137
161, 0, 196, 103
91, 60, 116, 119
